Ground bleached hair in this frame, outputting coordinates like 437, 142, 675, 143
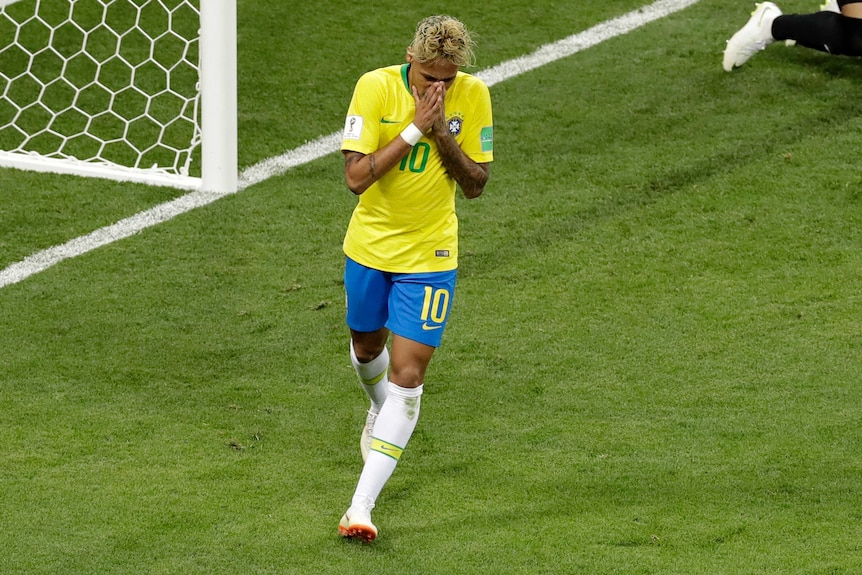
408, 15, 476, 68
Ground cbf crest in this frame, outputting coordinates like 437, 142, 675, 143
447, 115, 463, 136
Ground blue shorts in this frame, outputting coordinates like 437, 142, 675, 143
344, 257, 457, 348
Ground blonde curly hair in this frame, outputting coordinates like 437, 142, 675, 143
407, 15, 476, 68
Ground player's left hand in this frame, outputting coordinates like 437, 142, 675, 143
429, 82, 450, 140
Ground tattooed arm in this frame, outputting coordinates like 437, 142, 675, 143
343, 144, 410, 196
430, 125, 490, 199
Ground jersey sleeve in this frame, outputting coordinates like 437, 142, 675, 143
341, 71, 383, 156
461, 79, 494, 164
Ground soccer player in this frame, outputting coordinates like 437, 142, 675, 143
723, 1, 862, 71
336, 15, 493, 542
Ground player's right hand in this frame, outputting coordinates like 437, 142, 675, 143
411, 82, 444, 133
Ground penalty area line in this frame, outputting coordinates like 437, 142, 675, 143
0, 0, 701, 289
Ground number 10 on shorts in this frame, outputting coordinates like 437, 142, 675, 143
420, 286, 450, 324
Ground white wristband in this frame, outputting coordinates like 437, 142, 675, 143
400, 123, 423, 146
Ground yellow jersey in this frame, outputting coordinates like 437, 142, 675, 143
341, 64, 494, 273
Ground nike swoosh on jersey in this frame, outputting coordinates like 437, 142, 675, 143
380, 118, 401, 124
422, 323, 443, 331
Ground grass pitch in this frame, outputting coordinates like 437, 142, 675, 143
2, 1, 862, 573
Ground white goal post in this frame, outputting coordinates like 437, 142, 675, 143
0, 0, 237, 192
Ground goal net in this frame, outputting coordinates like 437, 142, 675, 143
0, 0, 236, 192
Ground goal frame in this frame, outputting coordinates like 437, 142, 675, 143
0, 0, 237, 193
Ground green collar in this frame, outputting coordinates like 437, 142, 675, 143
401, 63, 410, 92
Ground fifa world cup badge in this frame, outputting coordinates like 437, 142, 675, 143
344, 115, 363, 140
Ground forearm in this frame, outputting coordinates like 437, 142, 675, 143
433, 132, 489, 199
344, 140, 411, 195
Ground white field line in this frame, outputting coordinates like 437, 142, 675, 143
0, 0, 701, 289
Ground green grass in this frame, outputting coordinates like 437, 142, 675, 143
3, 0, 862, 573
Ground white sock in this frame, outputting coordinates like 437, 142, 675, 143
350, 340, 390, 412
353, 384, 423, 506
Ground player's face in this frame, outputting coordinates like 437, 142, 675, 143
406, 55, 458, 96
